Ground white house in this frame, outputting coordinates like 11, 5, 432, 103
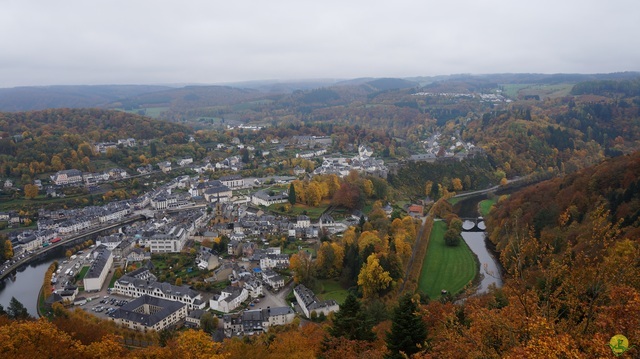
261, 269, 285, 290
294, 284, 339, 318
251, 190, 289, 207
259, 254, 290, 270
51, 169, 83, 186
178, 158, 193, 167
158, 161, 172, 173
294, 215, 310, 228
243, 280, 263, 298
210, 286, 248, 313
223, 306, 295, 337
358, 145, 374, 158
148, 226, 187, 253
220, 175, 244, 189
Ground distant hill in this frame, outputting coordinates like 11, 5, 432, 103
365, 78, 419, 91
0, 85, 172, 112
105, 85, 269, 111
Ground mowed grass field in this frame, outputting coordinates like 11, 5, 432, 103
315, 279, 350, 305
478, 198, 497, 217
418, 221, 477, 299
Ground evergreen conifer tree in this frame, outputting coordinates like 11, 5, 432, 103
327, 293, 375, 341
385, 294, 427, 359
289, 183, 296, 205
7, 297, 29, 320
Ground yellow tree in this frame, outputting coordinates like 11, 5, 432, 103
289, 251, 315, 286
3, 239, 13, 260
265, 323, 323, 359
393, 229, 412, 264
170, 329, 226, 359
84, 334, 127, 359
0, 319, 84, 358
305, 181, 322, 206
326, 174, 341, 196
401, 216, 417, 242
316, 242, 345, 278
451, 178, 463, 191
358, 231, 386, 256
424, 180, 433, 197
390, 218, 404, 236
358, 254, 392, 300
292, 180, 306, 204
362, 179, 374, 197
316, 180, 330, 200
24, 184, 38, 199
341, 227, 357, 246
51, 155, 64, 171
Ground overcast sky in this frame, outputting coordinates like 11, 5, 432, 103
1, 0, 639, 87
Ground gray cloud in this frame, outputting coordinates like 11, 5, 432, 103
1, 0, 639, 87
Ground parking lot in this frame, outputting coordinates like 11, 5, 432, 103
80, 292, 132, 320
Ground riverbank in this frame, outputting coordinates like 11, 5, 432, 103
0, 256, 60, 317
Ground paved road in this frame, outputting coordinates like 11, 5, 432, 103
452, 176, 525, 199
253, 281, 294, 310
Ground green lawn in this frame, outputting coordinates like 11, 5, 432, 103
78, 266, 90, 280
315, 279, 349, 305
282, 245, 316, 256
108, 273, 119, 288
268, 201, 329, 220
418, 221, 477, 299
478, 198, 497, 217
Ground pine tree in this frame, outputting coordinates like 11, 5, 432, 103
327, 294, 375, 341
385, 294, 427, 359
289, 183, 296, 205
7, 297, 30, 320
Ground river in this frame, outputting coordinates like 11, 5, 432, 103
0, 255, 61, 317
455, 194, 504, 294
461, 229, 503, 292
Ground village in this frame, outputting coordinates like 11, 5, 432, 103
1, 131, 431, 338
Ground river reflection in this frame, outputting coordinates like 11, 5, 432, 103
0, 257, 58, 317
461, 229, 503, 293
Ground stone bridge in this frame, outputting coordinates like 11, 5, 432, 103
461, 217, 486, 232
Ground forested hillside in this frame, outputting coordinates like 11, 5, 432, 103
388, 156, 497, 198
0, 108, 192, 178
0, 85, 172, 112
462, 151, 640, 357
463, 91, 640, 179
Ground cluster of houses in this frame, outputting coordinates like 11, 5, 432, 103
94, 138, 137, 154
410, 132, 483, 162
4, 201, 132, 255
312, 145, 388, 179
50, 168, 130, 187
37, 200, 132, 235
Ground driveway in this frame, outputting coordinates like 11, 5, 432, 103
253, 281, 294, 310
